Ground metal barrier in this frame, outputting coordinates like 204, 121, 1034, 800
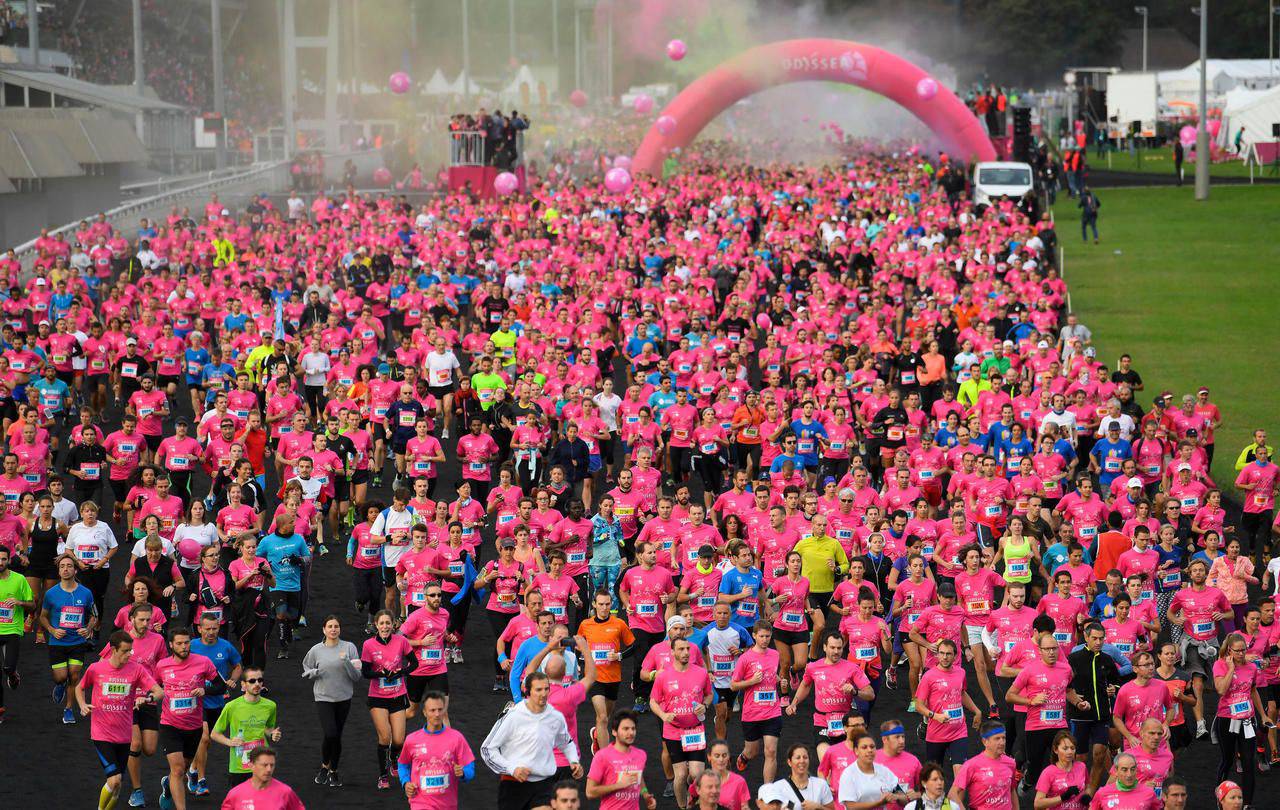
449, 130, 525, 167
119, 166, 255, 200
13, 160, 289, 260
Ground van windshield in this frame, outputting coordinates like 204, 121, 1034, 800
978, 167, 1032, 186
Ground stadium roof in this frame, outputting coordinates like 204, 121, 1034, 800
0, 66, 187, 114
0, 109, 145, 165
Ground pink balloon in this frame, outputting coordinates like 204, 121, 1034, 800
373, 167, 392, 185
1206, 119, 1221, 138
603, 167, 632, 194
1179, 125, 1197, 146
613, 155, 632, 170
916, 77, 938, 100
394, 181, 404, 190
666, 39, 687, 61
755, 313, 772, 330
655, 115, 677, 136
633, 94, 654, 114
494, 172, 519, 195
388, 71, 411, 94
569, 89, 588, 108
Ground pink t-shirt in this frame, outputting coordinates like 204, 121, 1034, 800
956, 567, 1005, 621
651, 665, 712, 741
586, 744, 648, 810
80, 659, 157, 743
361, 634, 412, 698
818, 742, 859, 794
1088, 782, 1158, 810
874, 750, 923, 793
397, 726, 474, 810
1112, 678, 1174, 737
155, 654, 218, 730
1011, 659, 1072, 730
1213, 659, 1257, 718
731, 647, 782, 722
1034, 761, 1087, 810
221, 777, 307, 810
768, 574, 811, 631
400, 607, 449, 676
620, 565, 674, 634
549, 682, 587, 768
954, 753, 1017, 810
917, 664, 968, 742
802, 657, 871, 733
1169, 586, 1229, 641
530, 573, 578, 624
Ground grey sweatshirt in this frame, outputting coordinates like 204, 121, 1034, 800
301, 640, 362, 702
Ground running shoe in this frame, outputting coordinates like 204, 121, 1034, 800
492, 677, 505, 693
735, 753, 749, 772
377, 775, 391, 790
193, 778, 209, 797
987, 704, 1000, 719
1196, 718, 1208, 739
127, 788, 145, 807
317, 544, 329, 556
632, 699, 648, 714
453, 648, 464, 664
885, 667, 898, 689
590, 726, 600, 755
276, 649, 289, 660
52, 682, 66, 704
35, 630, 45, 644
6, 670, 19, 690
186, 769, 199, 795
62, 707, 76, 725
159, 775, 175, 810
326, 770, 343, 788
441, 428, 449, 440
315, 766, 330, 785
663, 781, 674, 798
907, 700, 916, 714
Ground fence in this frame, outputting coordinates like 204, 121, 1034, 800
449, 130, 525, 167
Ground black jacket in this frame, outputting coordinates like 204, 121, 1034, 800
1067, 645, 1123, 722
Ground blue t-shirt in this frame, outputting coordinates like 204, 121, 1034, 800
257, 533, 310, 592
507, 638, 579, 698
30, 377, 70, 413
1090, 438, 1133, 487
183, 348, 211, 381
769, 453, 810, 473
1154, 545, 1186, 593
789, 420, 828, 458
200, 362, 236, 393
1043, 542, 1092, 575
190, 637, 241, 710
42, 583, 96, 646
719, 567, 764, 626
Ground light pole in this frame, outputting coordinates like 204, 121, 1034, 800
1271, 2, 1279, 86
1064, 70, 1077, 147
1134, 6, 1148, 72
1194, 1, 1209, 200
461, 0, 470, 104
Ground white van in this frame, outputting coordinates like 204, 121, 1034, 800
972, 161, 1034, 206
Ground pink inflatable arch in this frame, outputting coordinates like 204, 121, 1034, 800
633, 38, 996, 175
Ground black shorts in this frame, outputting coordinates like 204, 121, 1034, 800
497, 775, 554, 810
160, 724, 202, 759
427, 384, 454, 400
391, 437, 410, 456
772, 627, 810, 646
93, 739, 132, 777
268, 590, 302, 620
369, 694, 410, 713
86, 373, 109, 389
663, 736, 708, 763
813, 724, 847, 747
1070, 719, 1111, 750
134, 702, 160, 731
157, 375, 181, 390
110, 479, 130, 502
333, 478, 350, 502
351, 469, 370, 486
741, 715, 783, 742
49, 642, 91, 669
588, 681, 621, 702
203, 707, 222, 730
382, 566, 399, 587
924, 737, 968, 767
144, 434, 162, 452
407, 672, 449, 702
25, 559, 57, 580
808, 592, 834, 612
715, 687, 735, 707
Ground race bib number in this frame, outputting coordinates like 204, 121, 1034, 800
1053, 631, 1070, 644
780, 611, 803, 626
170, 696, 196, 712
419, 772, 449, 793
422, 648, 442, 661
966, 599, 991, 613
1040, 708, 1063, 723
854, 645, 877, 661
754, 690, 776, 704
170, 455, 190, 469
1008, 560, 1029, 578
943, 706, 964, 722
1229, 700, 1251, 717
360, 546, 380, 559
413, 461, 433, 475
681, 730, 706, 752
1192, 620, 1214, 636
398, 411, 417, 427
102, 681, 130, 697
591, 645, 613, 663
448, 561, 464, 575
567, 551, 586, 564
379, 677, 402, 690
984, 504, 1002, 517
635, 602, 658, 616
697, 595, 716, 609
826, 714, 845, 734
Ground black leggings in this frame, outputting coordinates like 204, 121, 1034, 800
487, 609, 515, 677
0, 634, 18, 707
237, 617, 270, 672
445, 592, 471, 637
317, 699, 351, 769
630, 628, 664, 700
81, 567, 110, 630
1215, 717, 1256, 804
1023, 727, 1058, 787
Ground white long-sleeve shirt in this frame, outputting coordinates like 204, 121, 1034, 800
480, 700, 578, 780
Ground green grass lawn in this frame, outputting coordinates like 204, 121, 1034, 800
1087, 148, 1271, 179
1053, 185, 1280, 493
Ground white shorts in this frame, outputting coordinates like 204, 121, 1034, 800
964, 624, 986, 647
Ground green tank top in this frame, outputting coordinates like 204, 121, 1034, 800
1003, 535, 1033, 582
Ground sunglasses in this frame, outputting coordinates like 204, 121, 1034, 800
244, 677, 264, 684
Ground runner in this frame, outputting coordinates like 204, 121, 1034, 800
209, 668, 282, 788
154, 626, 223, 810
398, 690, 475, 810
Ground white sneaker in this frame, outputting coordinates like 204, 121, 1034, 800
1196, 719, 1208, 739
442, 428, 449, 439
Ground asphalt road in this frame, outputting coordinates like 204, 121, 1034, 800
0, 397, 1258, 810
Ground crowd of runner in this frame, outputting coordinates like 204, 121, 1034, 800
0, 148, 1275, 810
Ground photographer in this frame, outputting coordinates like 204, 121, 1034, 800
257, 514, 311, 660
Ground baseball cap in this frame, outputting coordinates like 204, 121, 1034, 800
377, 363, 391, 374
1036, 340, 1048, 349
1126, 477, 1143, 488
125, 337, 138, 346
1176, 463, 1192, 472
499, 537, 517, 549
1197, 386, 1210, 394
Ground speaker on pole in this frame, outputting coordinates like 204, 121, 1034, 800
1012, 107, 1032, 163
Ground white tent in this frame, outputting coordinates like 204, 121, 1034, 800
447, 71, 484, 97
1158, 59, 1280, 109
499, 65, 540, 106
1217, 82, 1280, 151
423, 69, 452, 96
